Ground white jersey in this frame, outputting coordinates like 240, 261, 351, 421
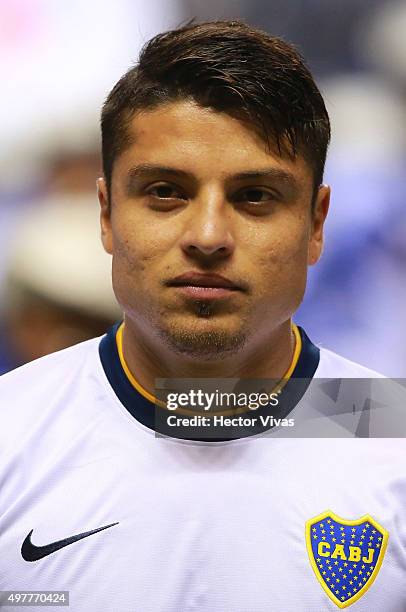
0, 325, 405, 611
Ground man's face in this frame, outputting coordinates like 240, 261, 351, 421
98, 100, 329, 359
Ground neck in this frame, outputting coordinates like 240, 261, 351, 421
120, 316, 297, 397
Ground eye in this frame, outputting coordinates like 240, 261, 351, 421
236, 188, 276, 204
146, 183, 186, 200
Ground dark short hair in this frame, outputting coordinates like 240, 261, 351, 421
101, 20, 330, 200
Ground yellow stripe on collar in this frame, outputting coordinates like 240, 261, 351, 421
116, 323, 159, 405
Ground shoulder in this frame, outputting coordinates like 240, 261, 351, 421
0, 337, 104, 443
0, 336, 102, 394
316, 346, 385, 378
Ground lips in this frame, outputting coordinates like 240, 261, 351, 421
168, 272, 240, 290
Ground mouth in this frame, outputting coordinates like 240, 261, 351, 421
167, 272, 242, 300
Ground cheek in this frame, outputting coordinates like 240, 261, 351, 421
110, 227, 158, 307
112, 217, 164, 274
255, 222, 309, 277
249, 221, 310, 315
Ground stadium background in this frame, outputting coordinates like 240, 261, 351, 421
0, 0, 405, 375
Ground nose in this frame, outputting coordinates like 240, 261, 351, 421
180, 187, 235, 261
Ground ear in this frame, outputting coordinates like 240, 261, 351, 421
308, 184, 330, 266
97, 177, 113, 255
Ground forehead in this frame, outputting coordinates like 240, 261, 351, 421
115, 100, 313, 187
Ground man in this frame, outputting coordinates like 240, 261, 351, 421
0, 21, 405, 611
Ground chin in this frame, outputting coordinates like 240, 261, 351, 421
156, 321, 247, 359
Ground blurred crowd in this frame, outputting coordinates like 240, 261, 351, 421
1, 0, 405, 375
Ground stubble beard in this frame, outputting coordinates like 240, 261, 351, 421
156, 300, 248, 360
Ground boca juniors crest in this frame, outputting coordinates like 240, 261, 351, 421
305, 510, 388, 608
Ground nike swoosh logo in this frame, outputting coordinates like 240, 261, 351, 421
21, 522, 119, 562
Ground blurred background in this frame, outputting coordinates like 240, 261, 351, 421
0, 0, 405, 375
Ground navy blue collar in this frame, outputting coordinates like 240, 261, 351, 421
99, 323, 320, 440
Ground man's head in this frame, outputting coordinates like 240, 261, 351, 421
98, 20, 331, 361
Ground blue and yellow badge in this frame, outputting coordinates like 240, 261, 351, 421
305, 510, 388, 608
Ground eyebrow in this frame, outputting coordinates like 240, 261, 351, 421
127, 164, 190, 182
231, 168, 297, 184
126, 164, 299, 188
